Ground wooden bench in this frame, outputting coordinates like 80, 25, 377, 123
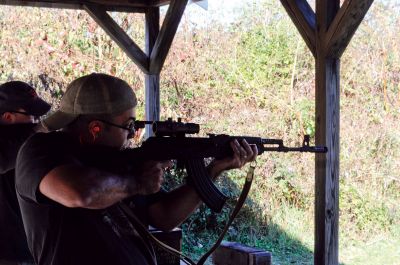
150, 229, 272, 265
212, 241, 272, 265
150, 228, 182, 265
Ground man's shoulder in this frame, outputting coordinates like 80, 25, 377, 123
0, 123, 36, 139
19, 131, 75, 157
25, 131, 70, 144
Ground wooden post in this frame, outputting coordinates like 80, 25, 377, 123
145, 7, 160, 137
315, 1, 340, 265
145, 0, 188, 137
280, 1, 375, 264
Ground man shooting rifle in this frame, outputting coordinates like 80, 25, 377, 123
15, 73, 257, 265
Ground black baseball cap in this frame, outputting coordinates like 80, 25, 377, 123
0, 81, 51, 116
43, 73, 137, 131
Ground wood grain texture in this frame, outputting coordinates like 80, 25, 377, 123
315, 1, 340, 265
149, 0, 188, 74
325, 0, 375, 58
145, 7, 160, 138
212, 242, 272, 265
0, 0, 170, 10
84, 4, 149, 73
279, 0, 316, 57
315, 58, 340, 265
144, 74, 160, 135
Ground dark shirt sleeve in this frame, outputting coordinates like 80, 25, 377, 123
0, 140, 18, 174
0, 124, 35, 174
15, 132, 78, 204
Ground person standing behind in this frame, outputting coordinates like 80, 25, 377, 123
0, 81, 51, 265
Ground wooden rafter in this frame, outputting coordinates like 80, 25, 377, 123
0, 1, 142, 11
152, 0, 172, 6
0, 0, 171, 10
279, 0, 316, 57
145, 7, 160, 55
84, 4, 150, 73
149, 0, 189, 74
325, 0, 375, 58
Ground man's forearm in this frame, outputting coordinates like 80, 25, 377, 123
147, 161, 228, 231
81, 168, 141, 209
147, 184, 203, 231
39, 164, 141, 209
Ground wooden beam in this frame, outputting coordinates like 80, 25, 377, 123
152, 0, 172, 6
0, 1, 146, 11
279, 0, 316, 57
0, 0, 171, 10
315, 1, 340, 265
145, 7, 160, 137
325, 0, 374, 58
84, 4, 150, 74
145, 7, 160, 60
314, 59, 340, 265
149, 0, 189, 74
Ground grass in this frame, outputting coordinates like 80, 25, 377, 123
340, 227, 400, 265
0, 0, 399, 264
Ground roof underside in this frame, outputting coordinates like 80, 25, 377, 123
0, 0, 171, 12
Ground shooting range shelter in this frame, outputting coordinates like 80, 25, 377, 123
0, 0, 375, 264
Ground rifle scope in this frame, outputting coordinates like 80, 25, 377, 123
134, 118, 200, 136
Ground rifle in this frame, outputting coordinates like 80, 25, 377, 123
79, 118, 327, 265
117, 118, 327, 213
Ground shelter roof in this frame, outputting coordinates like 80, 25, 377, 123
0, 0, 172, 12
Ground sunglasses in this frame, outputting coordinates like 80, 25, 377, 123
9, 110, 32, 116
96, 117, 136, 138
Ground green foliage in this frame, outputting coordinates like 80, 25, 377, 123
340, 183, 397, 236
0, 0, 399, 264
273, 169, 309, 210
291, 98, 315, 137
214, 16, 298, 109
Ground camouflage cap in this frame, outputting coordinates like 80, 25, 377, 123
43, 73, 137, 130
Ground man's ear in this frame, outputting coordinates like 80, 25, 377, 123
88, 120, 103, 136
1, 112, 14, 123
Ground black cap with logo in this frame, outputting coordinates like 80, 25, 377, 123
0, 81, 51, 116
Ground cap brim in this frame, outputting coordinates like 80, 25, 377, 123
24, 98, 51, 116
42, 111, 79, 131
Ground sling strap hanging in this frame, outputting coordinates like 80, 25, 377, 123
118, 203, 197, 265
196, 162, 256, 265
119, 162, 256, 265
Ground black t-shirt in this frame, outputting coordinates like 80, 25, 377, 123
16, 131, 161, 265
0, 123, 36, 262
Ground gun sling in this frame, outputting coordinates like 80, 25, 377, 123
119, 163, 256, 265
